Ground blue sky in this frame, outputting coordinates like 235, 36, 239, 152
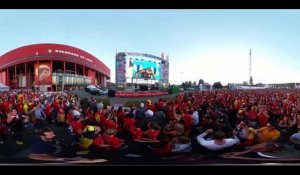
0, 10, 299, 85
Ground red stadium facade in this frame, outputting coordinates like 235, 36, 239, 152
0, 43, 110, 91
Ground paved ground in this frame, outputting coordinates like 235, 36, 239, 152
71, 90, 178, 106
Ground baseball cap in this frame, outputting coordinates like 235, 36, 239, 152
145, 110, 153, 117
140, 103, 144, 108
86, 125, 95, 132
73, 110, 81, 117
97, 103, 104, 109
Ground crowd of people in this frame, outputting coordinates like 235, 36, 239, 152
1, 89, 300, 162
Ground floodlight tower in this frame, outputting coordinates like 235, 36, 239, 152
249, 49, 253, 86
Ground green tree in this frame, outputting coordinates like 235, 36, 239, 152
181, 82, 186, 90
198, 79, 204, 85
213, 82, 223, 89
249, 76, 253, 86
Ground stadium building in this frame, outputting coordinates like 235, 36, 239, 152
0, 43, 110, 91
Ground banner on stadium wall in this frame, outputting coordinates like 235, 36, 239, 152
88, 70, 96, 85
0, 71, 6, 85
35, 62, 52, 85
115, 91, 168, 97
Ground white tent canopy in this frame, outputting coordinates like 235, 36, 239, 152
0, 83, 9, 91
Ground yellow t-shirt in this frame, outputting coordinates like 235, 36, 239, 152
248, 127, 255, 140
57, 113, 65, 123
23, 103, 29, 114
17, 94, 23, 101
79, 136, 94, 149
257, 127, 281, 142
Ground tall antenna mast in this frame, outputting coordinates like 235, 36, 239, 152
249, 49, 253, 86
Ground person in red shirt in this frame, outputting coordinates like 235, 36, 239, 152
53, 99, 60, 111
102, 128, 124, 149
69, 113, 84, 145
94, 107, 105, 127
129, 122, 160, 144
166, 104, 177, 121
92, 135, 105, 146
257, 108, 269, 128
16, 101, 24, 115
57, 108, 66, 126
123, 117, 136, 132
2, 98, 9, 114
70, 116, 84, 135
248, 106, 258, 127
44, 101, 53, 124
121, 115, 136, 140
0, 99, 3, 111
102, 113, 119, 131
144, 121, 161, 140
182, 110, 193, 137
154, 136, 172, 156
65, 108, 74, 125
85, 108, 95, 125
129, 124, 144, 141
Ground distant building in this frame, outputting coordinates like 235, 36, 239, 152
269, 83, 300, 89
228, 83, 244, 90
199, 83, 211, 91
0, 43, 110, 91
228, 83, 269, 90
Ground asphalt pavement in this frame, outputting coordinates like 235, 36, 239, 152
71, 90, 178, 106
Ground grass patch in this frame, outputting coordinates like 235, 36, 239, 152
80, 98, 89, 108
124, 100, 147, 107
96, 98, 111, 106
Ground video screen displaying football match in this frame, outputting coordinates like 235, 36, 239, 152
126, 56, 161, 81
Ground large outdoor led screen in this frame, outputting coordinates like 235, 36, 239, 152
126, 56, 161, 80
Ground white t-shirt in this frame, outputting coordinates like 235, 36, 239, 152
290, 133, 300, 141
197, 132, 240, 150
192, 111, 199, 126
172, 143, 192, 153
